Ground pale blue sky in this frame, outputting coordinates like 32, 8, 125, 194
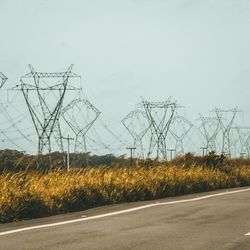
0, 0, 250, 155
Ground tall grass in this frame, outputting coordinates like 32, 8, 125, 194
0, 165, 249, 223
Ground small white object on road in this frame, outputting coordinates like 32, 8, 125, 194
245, 232, 250, 236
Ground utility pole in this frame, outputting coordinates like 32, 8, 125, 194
167, 149, 176, 161
127, 147, 136, 167
200, 147, 207, 157
240, 152, 246, 158
62, 135, 74, 171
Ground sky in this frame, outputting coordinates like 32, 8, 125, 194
0, 0, 250, 156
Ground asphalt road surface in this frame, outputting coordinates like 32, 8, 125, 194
0, 187, 249, 250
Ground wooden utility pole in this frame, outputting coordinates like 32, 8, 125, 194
200, 147, 207, 157
167, 149, 176, 161
62, 135, 74, 171
126, 147, 136, 167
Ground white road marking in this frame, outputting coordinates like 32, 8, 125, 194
0, 187, 249, 236
245, 232, 250, 236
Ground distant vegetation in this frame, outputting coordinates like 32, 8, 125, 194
1, 149, 250, 172
0, 149, 127, 173
0, 150, 249, 223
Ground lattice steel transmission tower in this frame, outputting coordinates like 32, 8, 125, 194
235, 126, 250, 157
0, 72, 7, 88
121, 109, 150, 158
199, 115, 220, 154
61, 98, 101, 153
141, 98, 178, 160
214, 108, 239, 156
169, 115, 193, 155
12, 65, 81, 163
0, 72, 8, 148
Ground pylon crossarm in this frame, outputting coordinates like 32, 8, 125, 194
62, 98, 101, 115
23, 72, 80, 78
23, 65, 79, 79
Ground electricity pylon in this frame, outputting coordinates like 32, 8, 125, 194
199, 115, 220, 154
121, 109, 150, 158
61, 98, 101, 153
234, 126, 250, 157
214, 108, 239, 156
169, 115, 193, 155
12, 65, 81, 166
0, 72, 7, 149
0, 72, 7, 88
141, 98, 178, 160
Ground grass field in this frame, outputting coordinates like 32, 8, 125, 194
0, 164, 249, 223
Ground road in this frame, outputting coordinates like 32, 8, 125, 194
0, 187, 250, 250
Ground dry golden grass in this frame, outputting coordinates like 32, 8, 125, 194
0, 165, 249, 222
